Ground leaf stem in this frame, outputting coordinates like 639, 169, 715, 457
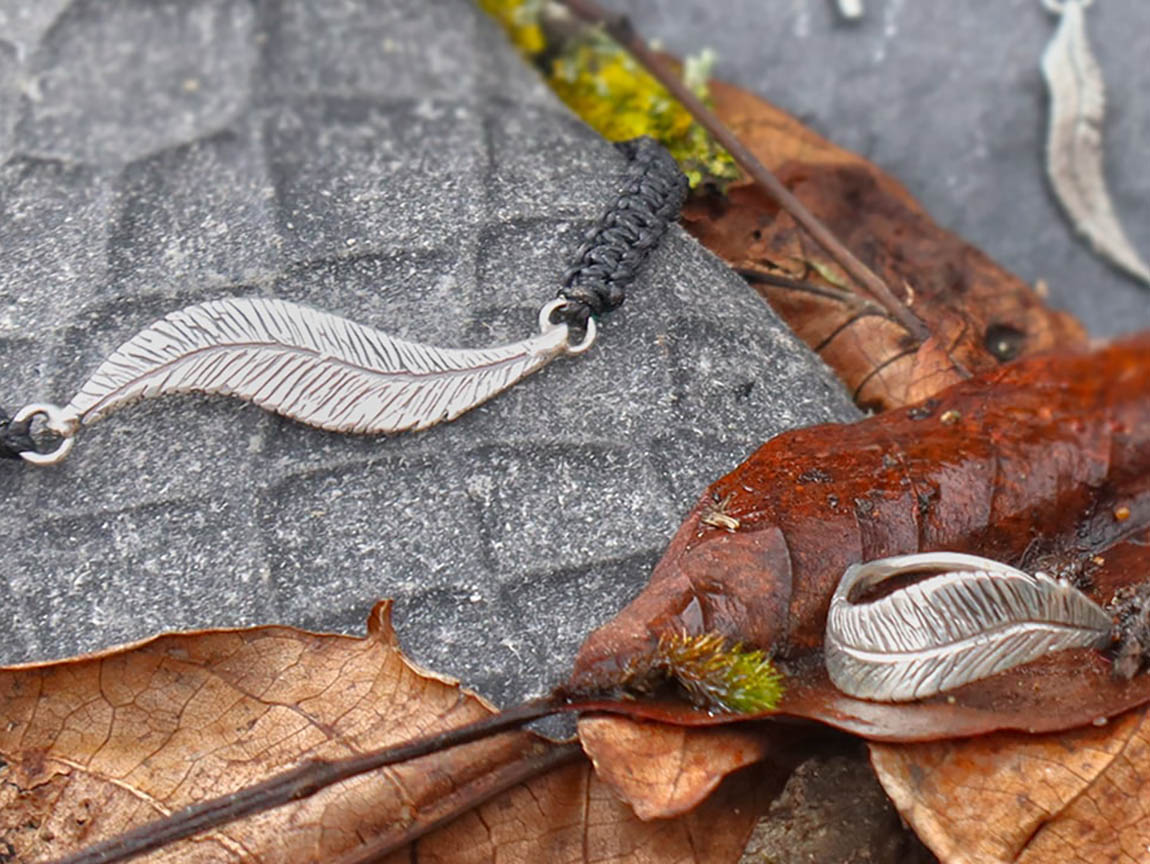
556, 0, 930, 343
330, 741, 584, 864
737, 267, 886, 310
45, 696, 571, 864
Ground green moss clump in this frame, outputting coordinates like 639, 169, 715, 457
650, 630, 784, 715
478, 2, 737, 188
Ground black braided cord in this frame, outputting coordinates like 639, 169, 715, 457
555, 137, 688, 332
0, 407, 35, 459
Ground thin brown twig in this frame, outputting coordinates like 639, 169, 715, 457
332, 742, 584, 864
736, 266, 885, 311
46, 696, 572, 864
556, 0, 931, 344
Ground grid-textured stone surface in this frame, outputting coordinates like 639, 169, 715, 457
0, 0, 856, 707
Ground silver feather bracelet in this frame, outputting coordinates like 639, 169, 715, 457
0, 137, 687, 466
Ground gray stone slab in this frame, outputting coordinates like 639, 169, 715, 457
618, 0, 1150, 337
0, 0, 856, 714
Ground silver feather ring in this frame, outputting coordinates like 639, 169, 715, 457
824, 551, 1114, 702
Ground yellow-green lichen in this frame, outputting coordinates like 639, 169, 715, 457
478, 1, 737, 188
479, 0, 547, 56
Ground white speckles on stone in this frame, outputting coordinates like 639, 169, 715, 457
792, 0, 811, 39
466, 472, 495, 507
17, 0, 258, 165
413, 99, 445, 121
0, 0, 855, 712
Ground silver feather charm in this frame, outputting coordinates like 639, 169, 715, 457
824, 551, 1114, 703
1041, 0, 1150, 284
14, 296, 588, 464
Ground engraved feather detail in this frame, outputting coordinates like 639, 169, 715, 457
1041, 0, 1150, 284
64, 297, 571, 434
825, 552, 1114, 702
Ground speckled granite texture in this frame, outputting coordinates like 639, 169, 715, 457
0, 0, 855, 709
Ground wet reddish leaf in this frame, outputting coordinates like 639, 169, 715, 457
0, 602, 766, 863
573, 334, 1150, 741
682, 77, 1086, 410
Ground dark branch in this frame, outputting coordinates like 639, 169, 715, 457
557, 0, 931, 343
737, 267, 885, 309
331, 742, 584, 864
46, 697, 572, 864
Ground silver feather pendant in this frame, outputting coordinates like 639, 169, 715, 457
13, 297, 590, 465
824, 551, 1114, 703
1041, 0, 1150, 284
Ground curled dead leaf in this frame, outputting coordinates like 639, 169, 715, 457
577, 716, 774, 820
0, 601, 534, 862
682, 76, 1087, 411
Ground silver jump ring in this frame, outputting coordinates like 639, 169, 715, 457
14, 402, 76, 466
538, 299, 598, 356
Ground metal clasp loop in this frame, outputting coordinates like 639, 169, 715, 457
14, 403, 76, 466
538, 299, 597, 356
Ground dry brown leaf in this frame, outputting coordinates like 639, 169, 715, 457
403, 756, 775, 864
577, 716, 773, 820
870, 707, 1150, 864
0, 602, 767, 863
0, 600, 538, 862
683, 76, 1087, 411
